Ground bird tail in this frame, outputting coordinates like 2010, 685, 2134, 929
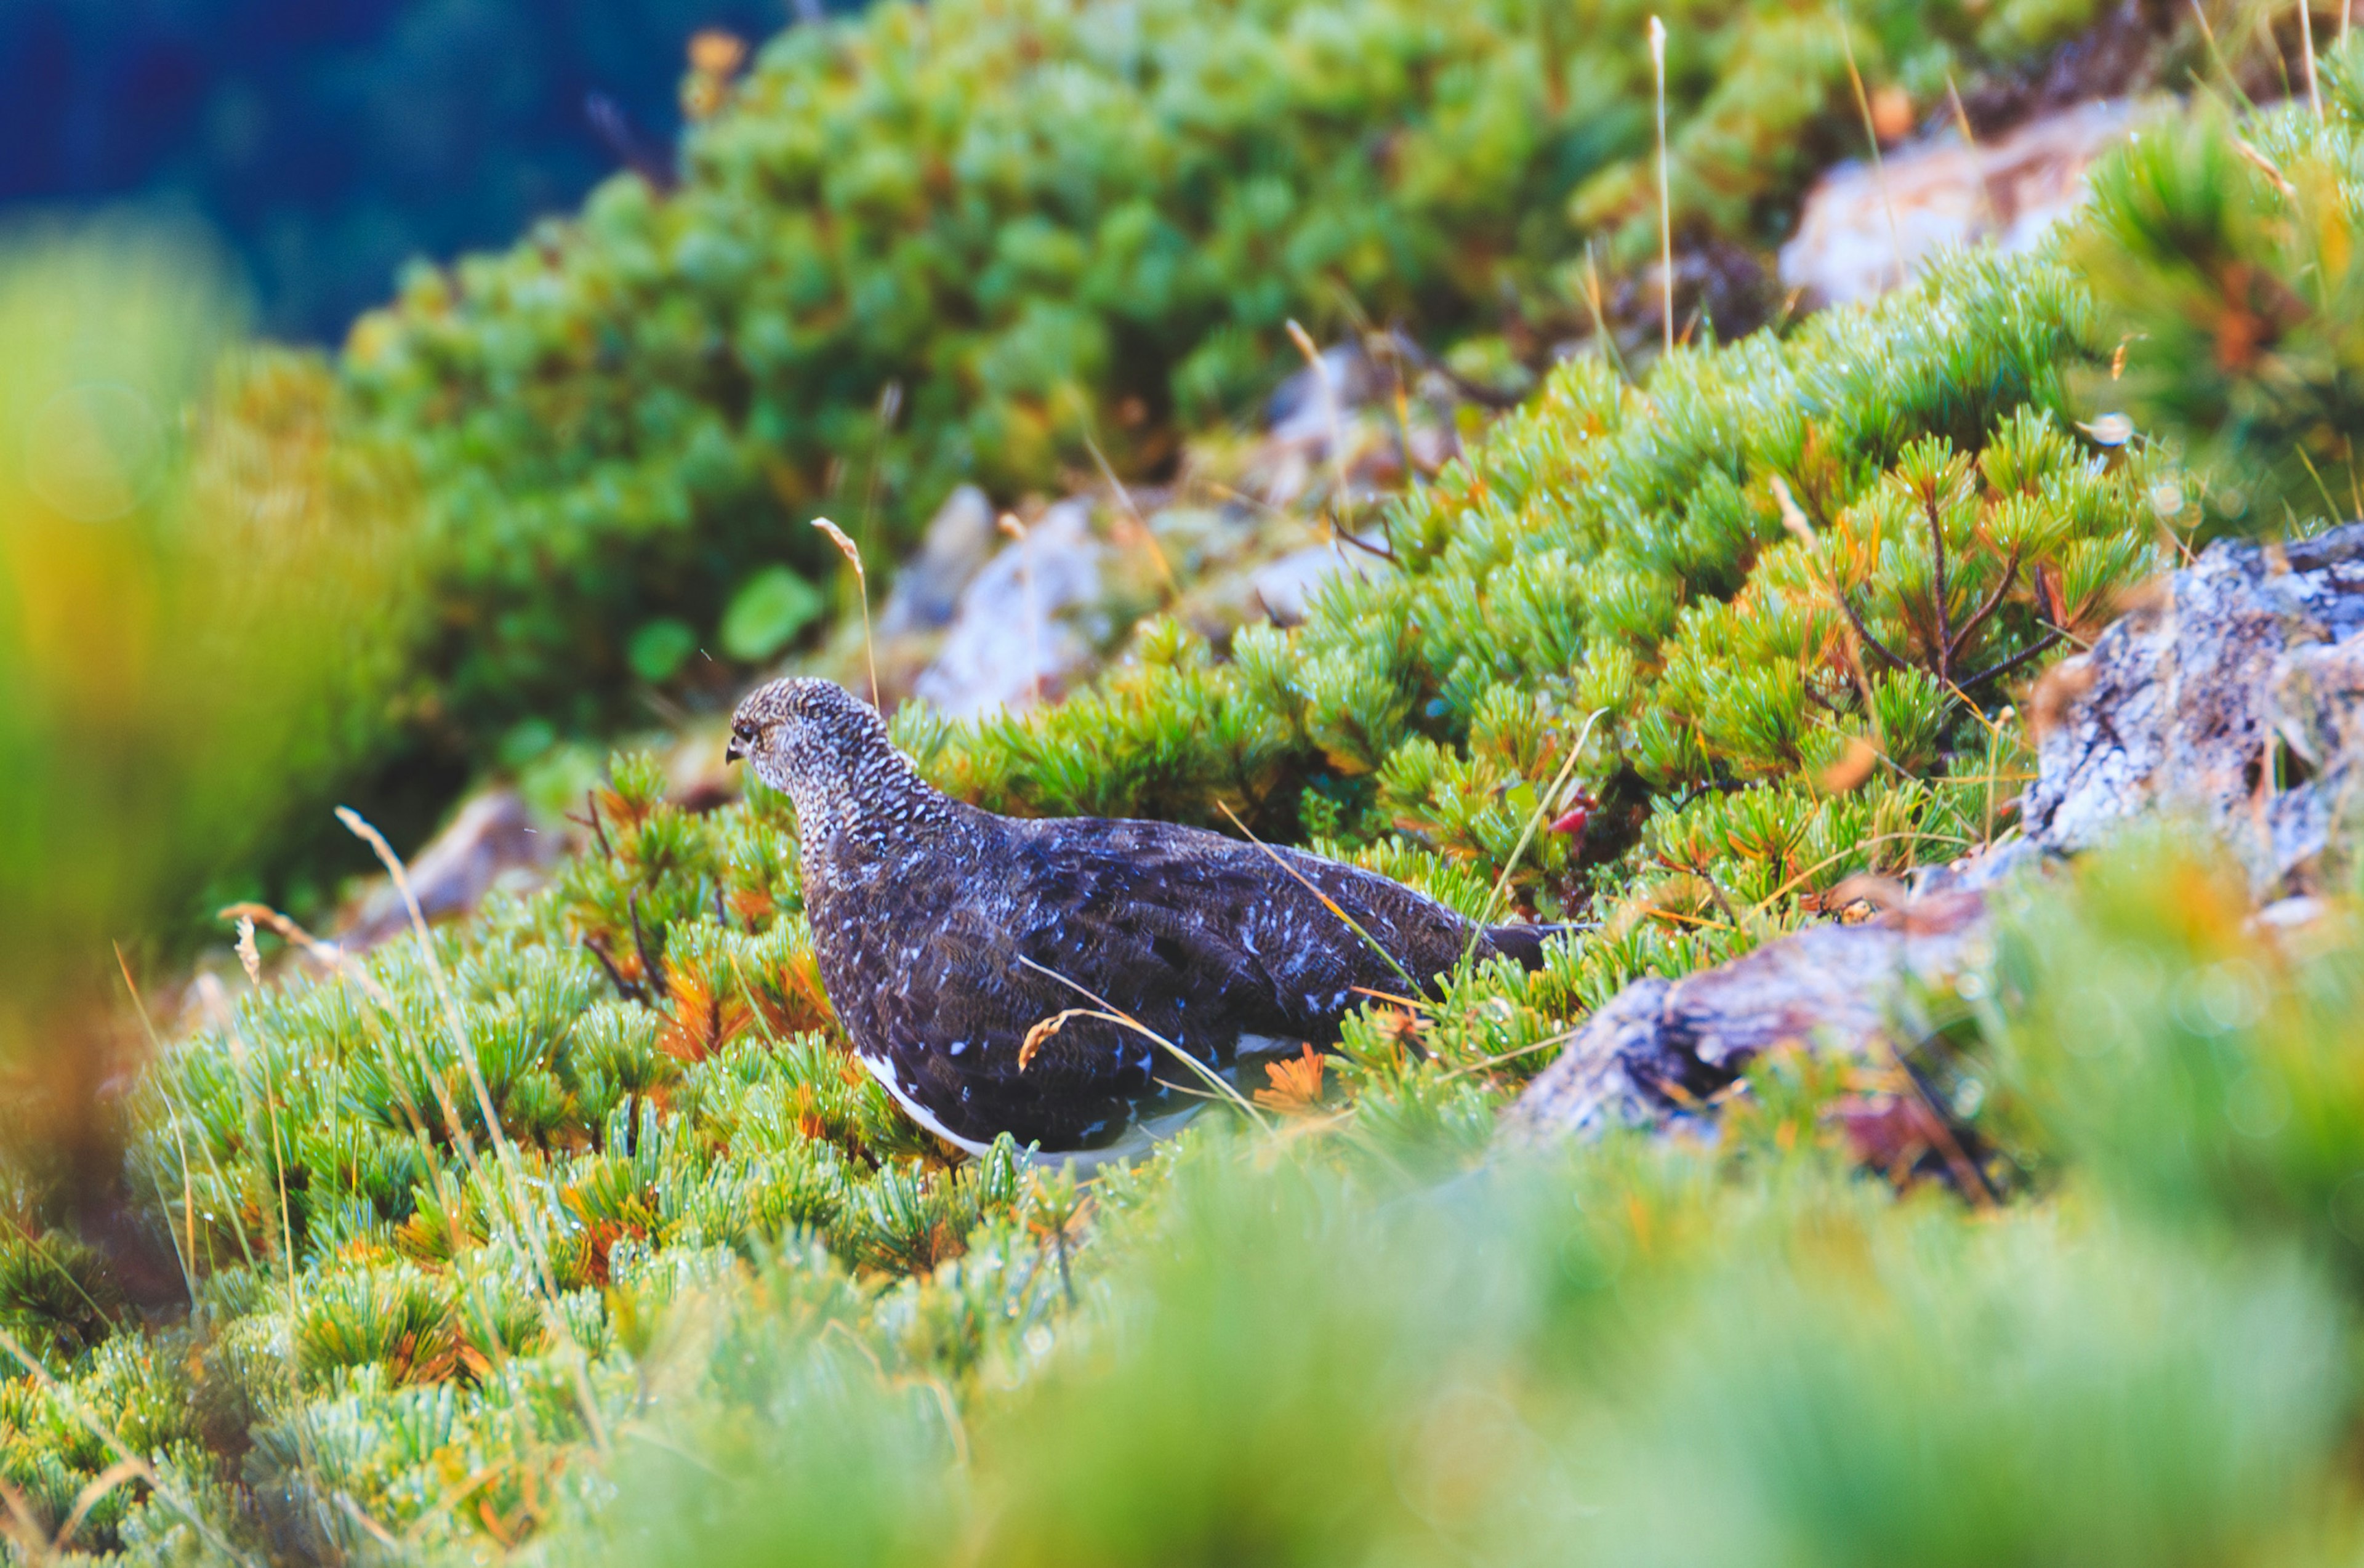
1482, 922, 1586, 971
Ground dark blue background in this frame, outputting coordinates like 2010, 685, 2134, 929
0, 0, 818, 339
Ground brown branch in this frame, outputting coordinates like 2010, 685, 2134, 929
1836, 586, 1913, 673
582, 936, 648, 1008
1945, 542, 2022, 667
565, 790, 615, 859
1382, 327, 1527, 409
1924, 487, 1953, 684
1958, 629, 2066, 692
628, 891, 667, 1003
1655, 856, 1742, 931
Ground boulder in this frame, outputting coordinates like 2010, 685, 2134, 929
877, 484, 998, 638
1779, 99, 2144, 305
2024, 522, 2364, 893
912, 499, 1110, 719
1499, 882, 1995, 1146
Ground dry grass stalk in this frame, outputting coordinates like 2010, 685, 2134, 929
1285, 318, 1359, 558
1013, 957, 1271, 1126
1770, 475, 1816, 544
336, 806, 613, 1456
1084, 434, 1178, 600
1213, 801, 1423, 995
195, 973, 300, 1325
811, 515, 880, 709
2302, 0, 2323, 121
1463, 706, 1610, 963
1834, 7, 1908, 291
112, 945, 204, 1303
1650, 16, 1673, 355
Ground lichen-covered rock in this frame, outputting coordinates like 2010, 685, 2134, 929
877, 485, 999, 640
2022, 522, 2364, 891
1507, 523, 2364, 1148
1500, 887, 1991, 1144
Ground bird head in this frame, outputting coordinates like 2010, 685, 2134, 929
726, 677, 891, 803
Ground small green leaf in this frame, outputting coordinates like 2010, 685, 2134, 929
720, 566, 826, 662
628, 617, 698, 683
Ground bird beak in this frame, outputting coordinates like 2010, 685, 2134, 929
725, 739, 744, 763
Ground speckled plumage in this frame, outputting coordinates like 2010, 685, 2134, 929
727, 678, 1558, 1156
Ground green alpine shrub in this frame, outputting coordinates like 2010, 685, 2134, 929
917, 249, 2167, 971
345, 0, 2157, 755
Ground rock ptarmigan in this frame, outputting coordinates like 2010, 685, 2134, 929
726, 678, 1561, 1159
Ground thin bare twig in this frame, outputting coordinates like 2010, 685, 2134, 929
1835, 585, 1913, 673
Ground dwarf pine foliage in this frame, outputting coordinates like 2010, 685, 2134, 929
0, 243, 2167, 1563
915, 247, 2170, 994
344, 0, 2127, 754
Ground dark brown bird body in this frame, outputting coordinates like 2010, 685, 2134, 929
729, 678, 1556, 1157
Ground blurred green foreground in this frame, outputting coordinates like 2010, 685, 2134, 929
0, 227, 410, 1228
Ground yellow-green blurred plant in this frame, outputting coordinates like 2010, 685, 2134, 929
0, 223, 412, 1080
1983, 826, 2364, 1293
2069, 41, 2364, 536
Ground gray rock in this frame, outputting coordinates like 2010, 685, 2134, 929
1264, 344, 1381, 441
1506, 523, 2364, 1148
1248, 539, 1388, 626
2022, 522, 2364, 892
1500, 890, 1990, 1144
342, 790, 558, 950
912, 500, 1109, 719
877, 484, 997, 638
1779, 99, 2144, 305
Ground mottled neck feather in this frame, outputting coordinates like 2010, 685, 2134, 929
795, 710, 963, 856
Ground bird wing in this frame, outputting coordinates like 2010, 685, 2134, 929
843, 814, 1535, 1154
